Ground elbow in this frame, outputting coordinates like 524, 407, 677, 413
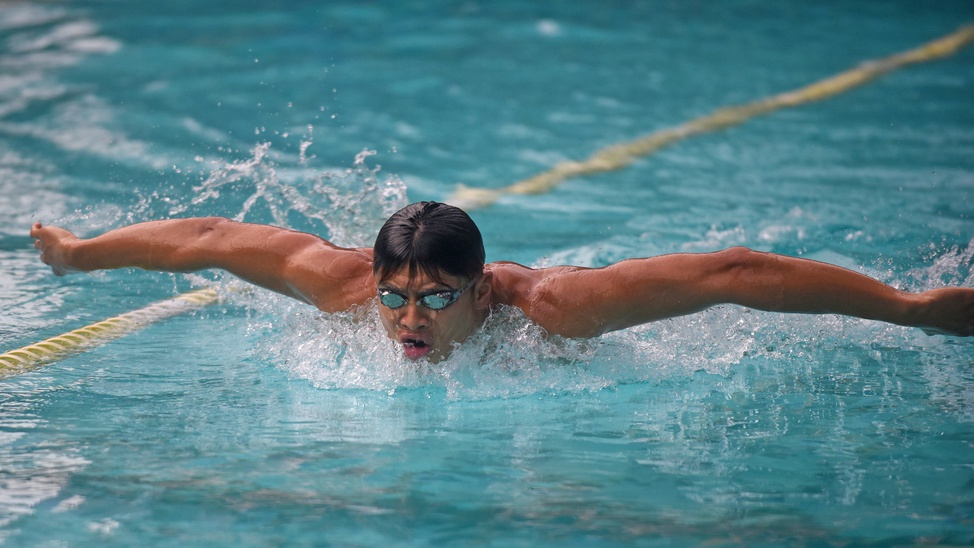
714, 246, 763, 269
164, 217, 234, 271
195, 216, 233, 235
189, 216, 236, 248
712, 246, 791, 310
711, 246, 771, 280
709, 246, 780, 305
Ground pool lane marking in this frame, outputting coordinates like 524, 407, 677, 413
447, 24, 974, 210
0, 288, 220, 378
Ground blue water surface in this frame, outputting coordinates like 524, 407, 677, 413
1, 1, 973, 546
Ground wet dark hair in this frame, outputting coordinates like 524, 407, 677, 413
373, 201, 485, 284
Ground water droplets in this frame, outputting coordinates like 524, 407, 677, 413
162, 142, 406, 247
909, 236, 974, 289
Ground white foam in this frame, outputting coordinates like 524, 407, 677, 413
254, 298, 797, 402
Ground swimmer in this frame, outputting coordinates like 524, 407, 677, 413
30, 201, 974, 362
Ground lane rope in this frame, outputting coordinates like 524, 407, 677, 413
0, 288, 220, 378
447, 24, 974, 210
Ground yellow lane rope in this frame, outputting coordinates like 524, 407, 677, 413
0, 288, 221, 378
447, 24, 974, 210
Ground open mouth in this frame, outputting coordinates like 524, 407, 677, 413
402, 338, 427, 349
400, 337, 432, 360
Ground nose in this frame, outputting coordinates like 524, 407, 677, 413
398, 302, 430, 331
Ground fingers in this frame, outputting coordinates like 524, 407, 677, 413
31, 223, 50, 251
30, 222, 57, 271
31, 223, 48, 251
32, 224, 43, 250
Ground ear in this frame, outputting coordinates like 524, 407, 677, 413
474, 270, 492, 310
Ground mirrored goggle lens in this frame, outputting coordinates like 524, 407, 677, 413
379, 292, 408, 309
420, 294, 453, 310
379, 291, 455, 310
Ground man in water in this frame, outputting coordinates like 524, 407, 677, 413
30, 201, 974, 362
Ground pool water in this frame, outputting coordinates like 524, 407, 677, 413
2, 1, 974, 545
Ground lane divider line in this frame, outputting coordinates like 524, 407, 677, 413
447, 24, 974, 210
0, 288, 221, 378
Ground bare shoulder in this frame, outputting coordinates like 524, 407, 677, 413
484, 261, 591, 334
284, 240, 376, 312
484, 261, 540, 308
484, 257, 705, 338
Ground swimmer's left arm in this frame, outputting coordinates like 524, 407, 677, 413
515, 247, 974, 338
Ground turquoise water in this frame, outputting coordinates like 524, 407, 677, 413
2, 1, 974, 545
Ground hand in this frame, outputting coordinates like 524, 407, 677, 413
30, 222, 80, 276
918, 287, 974, 337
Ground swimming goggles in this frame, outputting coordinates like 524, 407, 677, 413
378, 277, 478, 310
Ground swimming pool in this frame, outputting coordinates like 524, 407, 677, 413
2, 0, 973, 545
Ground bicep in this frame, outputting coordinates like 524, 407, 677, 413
183, 221, 314, 291
522, 252, 740, 337
188, 220, 374, 310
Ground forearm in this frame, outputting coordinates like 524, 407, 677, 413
723, 248, 919, 325
65, 217, 231, 273
710, 247, 974, 336
38, 217, 309, 283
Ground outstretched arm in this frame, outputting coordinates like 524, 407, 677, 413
500, 247, 973, 338
30, 218, 375, 312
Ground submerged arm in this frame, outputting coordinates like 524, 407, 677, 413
513, 247, 974, 338
30, 218, 374, 312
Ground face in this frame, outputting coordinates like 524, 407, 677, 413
376, 268, 490, 362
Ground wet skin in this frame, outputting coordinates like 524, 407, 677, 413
376, 269, 491, 363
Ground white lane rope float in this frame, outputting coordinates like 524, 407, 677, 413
0, 288, 221, 378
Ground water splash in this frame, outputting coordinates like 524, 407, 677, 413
305, 149, 409, 248
125, 139, 973, 402
910, 237, 974, 289
255, 299, 599, 400
165, 145, 406, 248
234, 193, 968, 401
252, 297, 830, 401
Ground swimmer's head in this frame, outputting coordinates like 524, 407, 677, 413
373, 202, 490, 362
373, 201, 485, 284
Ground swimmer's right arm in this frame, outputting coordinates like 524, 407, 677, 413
30, 218, 375, 312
